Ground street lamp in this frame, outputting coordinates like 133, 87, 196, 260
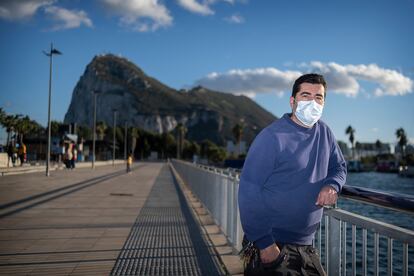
112, 109, 117, 166
124, 122, 128, 160
43, 43, 62, 177
92, 90, 99, 169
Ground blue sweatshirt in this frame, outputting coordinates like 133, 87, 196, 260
238, 113, 347, 249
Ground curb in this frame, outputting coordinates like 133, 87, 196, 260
0, 160, 126, 176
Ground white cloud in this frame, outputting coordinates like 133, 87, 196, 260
206, 0, 246, 4
194, 62, 413, 98
304, 61, 413, 97
194, 68, 302, 97
177, 0, 240, 16
0, 1, 92, 31
0, 0, 54, 20
225, 14, 244, 24
44, 6, 93, 31
177, 0, 214, 15
102, 0, 173, 32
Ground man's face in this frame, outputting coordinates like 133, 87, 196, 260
290, 83, 325, 112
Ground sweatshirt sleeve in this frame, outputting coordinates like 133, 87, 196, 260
238, 129, 276, 250
323, 133, 347, 192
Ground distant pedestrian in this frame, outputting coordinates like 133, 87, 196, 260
18, 142, 26, 166
9, 142, 17, 167
66, 143, 73, 169
71, 143, 77, 169
126, 152, 133, 173
7, 142, 14, 167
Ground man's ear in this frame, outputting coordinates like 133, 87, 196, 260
289, 96, 295, 110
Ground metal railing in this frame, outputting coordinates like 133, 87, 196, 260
171, 159, 414, 276
171, 160, 244, 252
317, 207, 413, 275
318, 185, 414, 275
340, 185, 414, 214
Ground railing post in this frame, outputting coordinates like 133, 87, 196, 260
327, 213, 341, 276
234, 174, 243, 251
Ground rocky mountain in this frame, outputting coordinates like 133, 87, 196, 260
64, 54, 277, 145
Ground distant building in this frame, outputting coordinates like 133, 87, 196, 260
337, 141, 350, 159
340, 141, 392, 160
226, 140, 246, 156
408, 144, 414, 155
394, 144, 414, 155
354, 142, 391, 158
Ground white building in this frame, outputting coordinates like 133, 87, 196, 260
226, 140, 246, 156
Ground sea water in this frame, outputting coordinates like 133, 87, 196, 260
322, 172, 414, 275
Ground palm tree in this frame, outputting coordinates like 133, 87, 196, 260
161, 132, 175, 159
140, 136, 150, 159
50, 121, 63, 137
96, 121, 107, 140
175, 123, 187, 159
0, 110, 42, 144
188, 141, 200, 159
0, 108, 8, 147
3, 114, 21, 148
396, 128, 407, 160
345, 126, 355, 159
0, 108, 6, 124
77, 125, 92, 141
232, 123, 244, 157
15, 115, 36, 144
0, 108, 7, 142
130, 127, 139, 157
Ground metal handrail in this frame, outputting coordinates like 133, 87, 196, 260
196, 163, 414, 214
341, 185, 414, 214
324, 208, 414, 245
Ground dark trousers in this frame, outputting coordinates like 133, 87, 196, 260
243, 239, 326, 276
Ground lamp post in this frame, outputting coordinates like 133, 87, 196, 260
43, 43, 62, 177
124, 122, 128, 160
92, 90, 99, 169
112, 109, 117, 166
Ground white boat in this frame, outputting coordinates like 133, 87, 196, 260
398, 165, 414, 177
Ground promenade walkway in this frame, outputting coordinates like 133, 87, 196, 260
0, 163, 226, 275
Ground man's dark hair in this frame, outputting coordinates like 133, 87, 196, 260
292, 73, 327, 98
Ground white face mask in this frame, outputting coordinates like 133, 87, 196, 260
294, 100, 324, 127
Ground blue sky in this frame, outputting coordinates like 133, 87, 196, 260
0, 0, 413, 148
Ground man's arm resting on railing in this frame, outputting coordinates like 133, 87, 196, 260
319, 137, 347, 206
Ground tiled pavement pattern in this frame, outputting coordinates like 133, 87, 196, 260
111, 165, 224, 276
0, 163, 225, 275
0, 163, 154, 275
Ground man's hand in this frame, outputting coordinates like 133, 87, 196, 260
260, 243, 280, 263
316, 185, 338, 206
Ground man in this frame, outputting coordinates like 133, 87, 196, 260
126, 151, 133, 173
238, 73, 347, 275
18, 142, 26, 166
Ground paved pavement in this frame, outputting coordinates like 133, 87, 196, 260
0, 162, 225, 275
